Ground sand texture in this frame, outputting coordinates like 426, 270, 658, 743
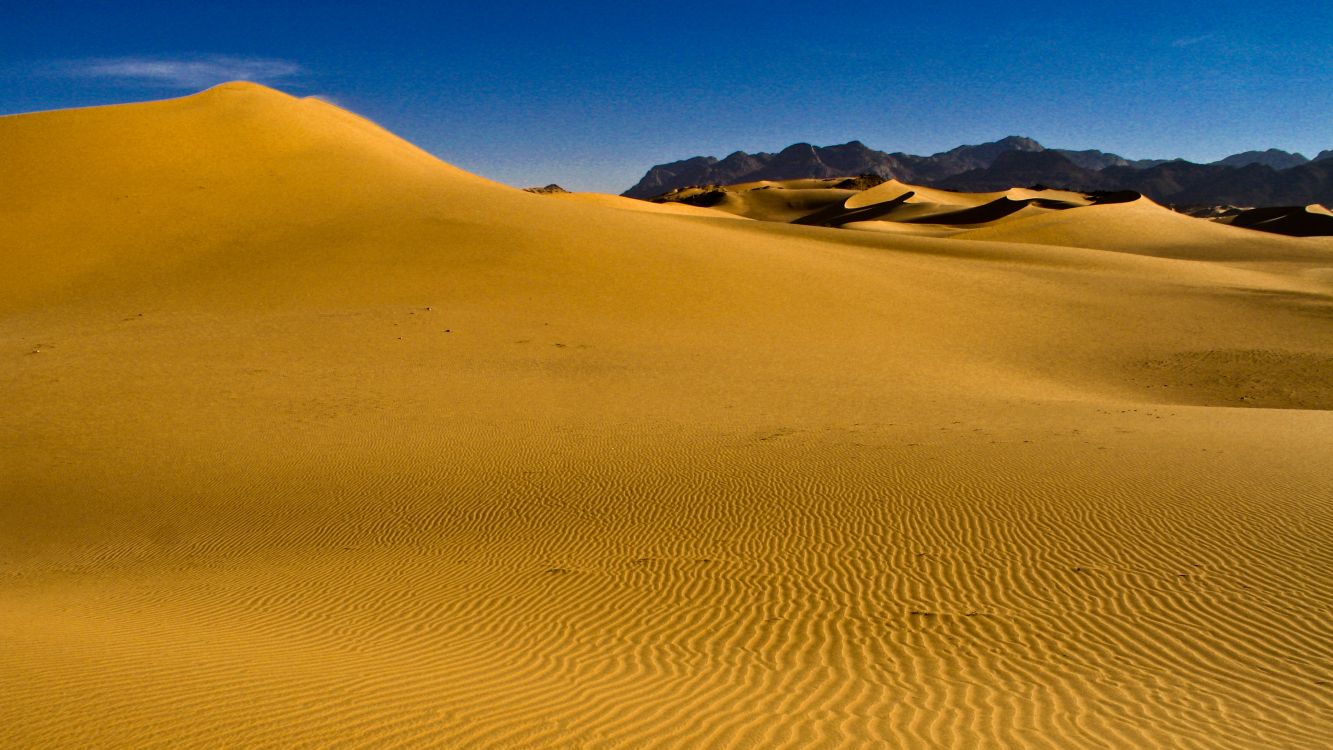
3, 83, 1332, 749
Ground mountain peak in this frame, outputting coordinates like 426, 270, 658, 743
621, 137, 1333, 206
1215, 149, 1309, 170
938, 149, 1106, 192
997, 135, 1044, 149
623, 136, 1047, 198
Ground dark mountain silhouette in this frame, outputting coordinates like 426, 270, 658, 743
892, 136, 1043, 182
625, 138, 1333, 207
624, 141, 901, 199
1102, 160, 1333, 206
623, 136, 1070, 198
1214, 149, 1309, 170
1051, 149, 1167, 171
937, 151, 1112, 192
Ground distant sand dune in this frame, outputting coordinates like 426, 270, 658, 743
1224, 203, 1333, 237
652, 175, 1333, 252
957, 196, 1333, 261
844, 178, 1009, 209
543, 191, 750, 219
3, 83, 1331, 749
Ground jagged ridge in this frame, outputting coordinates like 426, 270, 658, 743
625, 138, 1333, 207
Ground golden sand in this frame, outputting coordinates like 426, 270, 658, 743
3, 83, 1331, 748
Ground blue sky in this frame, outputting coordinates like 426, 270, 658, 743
3, 1, 1331, 192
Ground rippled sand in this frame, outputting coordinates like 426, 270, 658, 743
3, 83, 1331, 749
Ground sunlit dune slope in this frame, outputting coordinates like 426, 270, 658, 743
0, 82, 521, 310
3, 84, 1331, 750
958, 196, 1332, 261
845, 178, 1010, 209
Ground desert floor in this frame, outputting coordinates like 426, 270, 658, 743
3, 83, 1331, 748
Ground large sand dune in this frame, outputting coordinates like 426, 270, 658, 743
3, 83, 1331, 748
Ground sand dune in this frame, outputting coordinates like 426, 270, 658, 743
957, 196, 1333, 261
652, 175, 1333, 257
543, 190, 751, 219
1223, 203, 1333, 237
845, 178, 1009, 209
655, 177, 1104, 230
3, 84, 1332, 749
657, 182, 857, 223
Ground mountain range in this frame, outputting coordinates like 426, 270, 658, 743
624, 138, 1333, 207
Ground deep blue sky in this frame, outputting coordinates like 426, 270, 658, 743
4, 1, 1331, 192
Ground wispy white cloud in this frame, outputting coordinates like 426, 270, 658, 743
57, 55, 303, 89
305, 94, 344, 108
1171, 34, 1215, 48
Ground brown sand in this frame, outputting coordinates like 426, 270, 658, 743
3, 83, 1332, 749
543, 190, 750, 219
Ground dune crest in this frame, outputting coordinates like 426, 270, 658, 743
844, 178, 1007, 209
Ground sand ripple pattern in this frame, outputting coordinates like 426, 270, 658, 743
4, 414, 1330, 749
